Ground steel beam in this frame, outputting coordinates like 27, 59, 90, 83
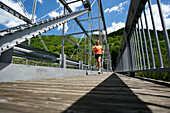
31, 0, 37, 22
66, 0, 81, 4
116, 67, 170, 73
64, 36, 88, 54
0, 9, 89, 54
65, 29, 100, 36
79, 16, 101, 22
0, 1, 32, 24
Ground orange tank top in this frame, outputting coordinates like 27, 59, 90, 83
93, 45, 103, 54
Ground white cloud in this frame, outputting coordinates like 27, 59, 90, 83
57, 23, 69, 33
67, 0, 82, 12
49, 11, 60, 17
104, 1, 128, 13
37, 0, 43, 4
141, 3, 170, 30
107, 22, 125, 33
48, 10, 68, 33
104, 8, 109, 13
56, 0, 63, 7
0, 0, 38, 28
93, 22, 125, 34
56, 0, 82, 12
0, 0, 27, 28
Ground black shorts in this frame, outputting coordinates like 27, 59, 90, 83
95, 54, 102, 59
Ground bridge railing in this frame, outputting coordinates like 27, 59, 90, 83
115, 0, 170, 76
13, 43, 97, 70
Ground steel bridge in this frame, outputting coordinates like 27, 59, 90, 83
0, 0, 170, 112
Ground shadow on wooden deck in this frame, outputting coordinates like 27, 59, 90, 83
63, 73, 152, 113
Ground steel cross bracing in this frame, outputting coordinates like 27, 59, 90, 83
59, 0, 95, 45
0, 9, 89, 54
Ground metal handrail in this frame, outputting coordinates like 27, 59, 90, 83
13, 44, 97, 70
115, 0, 170, 76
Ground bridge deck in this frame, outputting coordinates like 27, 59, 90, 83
0, 73, 170, 113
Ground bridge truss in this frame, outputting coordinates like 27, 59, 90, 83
0, 0, 112, 73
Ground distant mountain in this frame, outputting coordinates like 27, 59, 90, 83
107, 28, 124, 37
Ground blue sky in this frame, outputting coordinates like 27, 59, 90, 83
0, 0, 170, 36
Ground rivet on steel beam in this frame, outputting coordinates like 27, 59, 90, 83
25, 37, 28, 41
7, 29, 11, 32
32, 34, 36, 37
25, 24, 29, 27
28, 24, 32, 28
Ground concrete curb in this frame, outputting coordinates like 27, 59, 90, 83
0, 63, 108, 82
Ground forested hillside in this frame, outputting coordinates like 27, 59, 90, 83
25, 28, 170, 81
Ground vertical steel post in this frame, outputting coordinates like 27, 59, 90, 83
134, 31, 140, 70
88, 12, 91, 70
132, 37, 135, 70
98, 0, 101, 44
148, 0, 164, 68
144, 10, 156, 69
135, 26, 143, 70
61, 6, 65, 68
131, 34, 135, 70
127, 36, 133, 72
140, 17, 150, 69
130, 37, 134, 70
157, 0, 170, 64
77, 25, 78, 60
62, 7, 65, 56
79, 60, 83, 70
132, 33, 137, 70
138, 22, 146, 69
31, 0, 37, 22
101, 33, 104, 73
26, 39, 31, 65
85, 36, 86, 66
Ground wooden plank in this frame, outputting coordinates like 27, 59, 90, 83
0, 72, 170, 113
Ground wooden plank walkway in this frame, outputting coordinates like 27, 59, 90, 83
0, 73, 170, 113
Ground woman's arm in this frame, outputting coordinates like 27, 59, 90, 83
92, 46, 96, 52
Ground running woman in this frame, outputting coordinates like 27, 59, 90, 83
92, 40, 103, 74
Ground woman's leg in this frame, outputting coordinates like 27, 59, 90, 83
96, 58, 99, 70
98, 56, 101, 71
